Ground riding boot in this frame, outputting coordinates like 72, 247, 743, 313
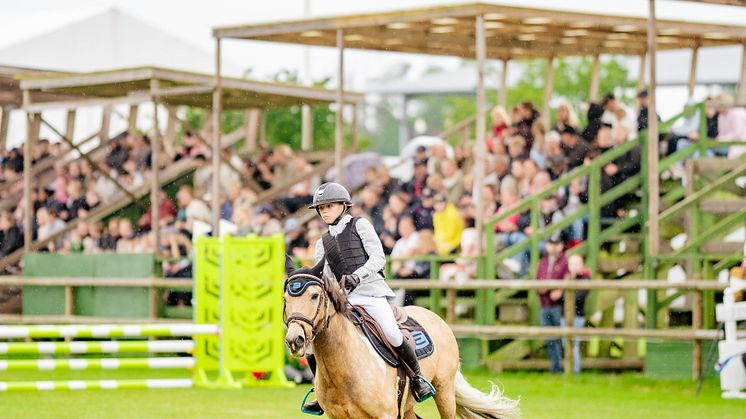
302, 355, 324, 415
394, 339, 436, 402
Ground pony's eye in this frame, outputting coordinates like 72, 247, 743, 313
310, 293, 319, 301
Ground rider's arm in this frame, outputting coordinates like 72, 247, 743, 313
353, 217, 386, 284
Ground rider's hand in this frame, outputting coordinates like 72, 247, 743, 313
340, 274, 360, 293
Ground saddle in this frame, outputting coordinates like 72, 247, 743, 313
349, 304, 435, 368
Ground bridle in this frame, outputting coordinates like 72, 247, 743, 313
283, 273, 333, 343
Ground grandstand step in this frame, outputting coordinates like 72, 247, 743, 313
701, 241, 745, 254
695, 158, 745, 173
597, 255, 642, 273
485, 340, 532, 363
699, 199, 746, 214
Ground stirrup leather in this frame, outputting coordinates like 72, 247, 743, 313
301, 387, 324, 416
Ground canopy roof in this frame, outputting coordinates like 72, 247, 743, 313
18, 66, 363, 111
213, 2, 746, 59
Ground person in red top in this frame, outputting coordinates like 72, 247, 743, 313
536, 237, 569, 373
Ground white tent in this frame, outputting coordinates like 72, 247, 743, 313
0, 8, 241, 148
0, 8, 239, 74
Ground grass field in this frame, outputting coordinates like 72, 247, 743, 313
0, 369, 743, 418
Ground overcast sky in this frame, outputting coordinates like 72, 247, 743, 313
1, 0, 746, 85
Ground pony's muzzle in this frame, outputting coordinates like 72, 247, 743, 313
285, 324, 307, 357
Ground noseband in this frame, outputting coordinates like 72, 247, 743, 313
284, 273, 332, 342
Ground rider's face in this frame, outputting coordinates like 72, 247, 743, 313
318, 202, 345, 224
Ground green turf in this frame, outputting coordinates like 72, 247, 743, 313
0, 369, 742, 418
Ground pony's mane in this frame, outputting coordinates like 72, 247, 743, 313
322, 275, 352, 319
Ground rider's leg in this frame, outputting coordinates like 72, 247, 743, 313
347, 294, 436, 402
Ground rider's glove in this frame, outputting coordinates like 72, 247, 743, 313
340, 274, 360, 293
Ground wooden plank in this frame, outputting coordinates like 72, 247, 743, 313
0, 276, 192, 288
739, 42, 746, 103
0, 314, 187, 324
688, 44, 700, 98
647, 0, 660, 257
212, 38, 223, 236
335, 29, 345, 184
24, 112, 40, 251
487, 358, 644, 372
386, 279, 728, 291
0, 106, 9, 150
150, 79, 161, 256
498, 57, 509, 107
699, 198, 746, 213
128, 104, 138, 133
474, 14, 487, 257
589, 54, 601, 102
450, 324, 742, 341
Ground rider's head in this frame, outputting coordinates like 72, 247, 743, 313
308, 182, 353, 226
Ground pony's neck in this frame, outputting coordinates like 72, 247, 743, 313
312, 311, 365, 378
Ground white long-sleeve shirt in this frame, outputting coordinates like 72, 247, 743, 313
314, 214, 395, 298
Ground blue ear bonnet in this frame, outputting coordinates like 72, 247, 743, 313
286, 276, 323, 297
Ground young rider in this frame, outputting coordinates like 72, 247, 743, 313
292, 182, 435, 415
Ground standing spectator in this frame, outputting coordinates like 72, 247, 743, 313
359, 186, 385, 233
536, 237, 569, 374
433, 194, 463, 256
176, 185, 211, 227
601, 93, 637, 139
138, 190, 177, 232
192, 154, 212, 198
564, 254, 590, 374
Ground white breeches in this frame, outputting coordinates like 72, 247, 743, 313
348, 293, 404, 347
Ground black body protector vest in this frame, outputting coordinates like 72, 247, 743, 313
321, 216, 384, 281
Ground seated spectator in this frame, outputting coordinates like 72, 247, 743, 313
116, 218, 138, 253
277, 156, 315, 214
105, 136, 130, 174
715, 94, 746, 159
494, 185, 528, 277
391, 216, 421, 279
433, 194, 463, 256
138, 190, 177, 232
192, 154, 212, 198
560, 126, 590, 170
554, 101, 579, 134
582, 103, 604, 144
601, 127, 641, 219
488, 105, 511, 153
36, 206, 65, 252
66, 180, 88, 221
176, 185, 211, 231
403, 160, 429, 199
601, 93, 637, 139
98, 218, 120, 252
412, 188, 435, 230
402, 229, 438, 306
0, 211, 22, 259
285, 218, 309, 258
506, 135, 527, 161
250, 204, 282, 236
441, 159, 464, 204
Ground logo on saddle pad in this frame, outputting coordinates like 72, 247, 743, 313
351, 307, 435, 368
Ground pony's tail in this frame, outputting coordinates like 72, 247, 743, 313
454, 369, 520, 419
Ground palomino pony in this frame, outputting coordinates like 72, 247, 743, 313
284, 273, 520, 419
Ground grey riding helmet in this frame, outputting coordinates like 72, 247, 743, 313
308, 182, 353, 209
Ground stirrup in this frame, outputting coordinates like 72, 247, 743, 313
301, 387, 324, 416
412, 375, 436, 403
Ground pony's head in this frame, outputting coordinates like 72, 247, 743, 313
283, 272, 349, 357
